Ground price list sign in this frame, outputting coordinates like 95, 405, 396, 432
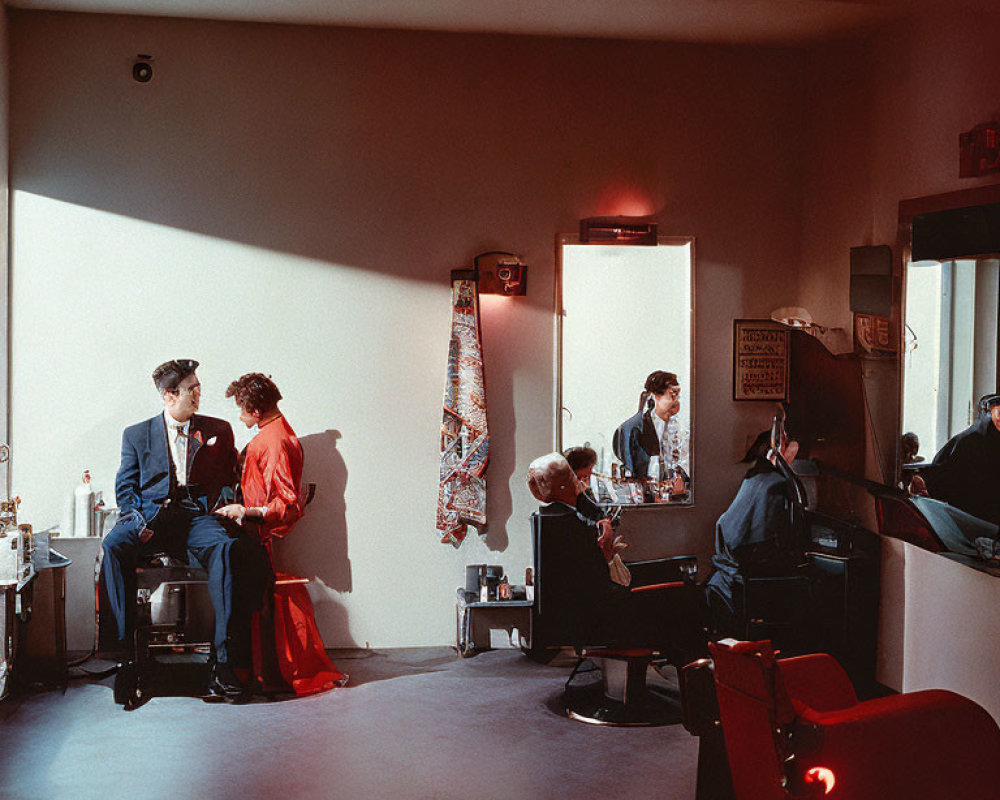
733, 320, 789, 401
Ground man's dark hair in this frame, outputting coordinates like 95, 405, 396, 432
978, 393, 1000, 416
638, 370, 679, 412
225, 373, 282, 416
644, 370, 679, 396
740, 430, 772, 463
563, 446, 597, 473
152, 359, 199, 393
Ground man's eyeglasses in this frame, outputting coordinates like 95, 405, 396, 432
170, 383, 201, 397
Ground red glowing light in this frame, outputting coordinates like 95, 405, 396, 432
596, 184, 656, 217
804, 767, 836, 795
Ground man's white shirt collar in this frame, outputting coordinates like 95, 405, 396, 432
651, 412, 667, 440
163, 410, 190, 433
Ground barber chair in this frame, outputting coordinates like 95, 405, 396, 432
730, 571, 812, 645
706, 443, 815, 654
97, 546, 215, 709
707, 638, 1000, 800
872, 490, 947, 553
530, 509, 704, 726
678, 657, 735, 800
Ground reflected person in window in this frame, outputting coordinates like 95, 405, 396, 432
910, 393, 1000, 526
612, 370, 688, 496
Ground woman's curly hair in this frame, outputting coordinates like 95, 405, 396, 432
225, 372, 282, 416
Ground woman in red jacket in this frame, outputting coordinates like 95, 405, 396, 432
216, 372, 346, 696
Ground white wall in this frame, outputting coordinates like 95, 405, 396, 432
800, 9, 1000, 337
878, 537, 1000, 722
0, 4, 9, 491
8, 11, 806, 646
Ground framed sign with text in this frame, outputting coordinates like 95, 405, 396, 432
733, 319, 789, 401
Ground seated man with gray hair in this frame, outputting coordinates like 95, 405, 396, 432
527, 452, 705, 663
529, 452, 617, 551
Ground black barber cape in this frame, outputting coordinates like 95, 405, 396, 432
922, 415, 1000, 526
705, 458, 800, 612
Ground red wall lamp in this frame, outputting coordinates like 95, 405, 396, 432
460, 250, 528, 296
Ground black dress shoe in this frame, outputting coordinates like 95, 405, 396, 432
203, 661, 244, 702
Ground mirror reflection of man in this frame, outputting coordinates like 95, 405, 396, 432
910, 393, 1000, 526
612, 370, 687, 496
101, 359, 240, 706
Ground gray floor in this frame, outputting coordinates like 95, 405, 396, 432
0, 648, 699, 800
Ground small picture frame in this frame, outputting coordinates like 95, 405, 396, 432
733, 319, 789, 401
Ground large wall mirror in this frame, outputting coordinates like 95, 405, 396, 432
903, 257, 999, 459
900, 189, 1000, 471
557, 236, 694, 506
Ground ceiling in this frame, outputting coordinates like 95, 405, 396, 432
1, 0, 965, 46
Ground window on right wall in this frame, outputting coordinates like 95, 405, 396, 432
902, 257, 1000, 460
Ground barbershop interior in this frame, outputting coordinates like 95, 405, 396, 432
1, 0, 1000, 798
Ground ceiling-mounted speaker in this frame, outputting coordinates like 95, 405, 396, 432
850, 245, 893, 318
133, 54, 153, 83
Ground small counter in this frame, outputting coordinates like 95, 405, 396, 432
455, 591, 532, 657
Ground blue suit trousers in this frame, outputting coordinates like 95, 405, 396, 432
102, 505, 235, 662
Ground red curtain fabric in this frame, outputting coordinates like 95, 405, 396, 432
252, 573, 348, 696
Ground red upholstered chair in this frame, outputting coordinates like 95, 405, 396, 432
709, 639, 1000, 800
872, 491, 947, 553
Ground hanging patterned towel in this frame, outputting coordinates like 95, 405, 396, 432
437, 275, 489, 545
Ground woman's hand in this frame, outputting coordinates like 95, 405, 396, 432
214, 504, 246, 523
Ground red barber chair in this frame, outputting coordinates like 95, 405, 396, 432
709, 638, 1000, 800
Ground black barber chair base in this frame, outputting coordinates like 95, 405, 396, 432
99, 550, 216, 708
113, 624, 214, 710
564, 649, 682, 727
679, 657, 736, 800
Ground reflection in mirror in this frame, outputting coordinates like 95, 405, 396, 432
903, 257, 999, 462
559, 238, 693, 506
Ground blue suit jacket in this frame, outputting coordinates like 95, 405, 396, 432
612, 409, 659, 478
114, 413, 237, 535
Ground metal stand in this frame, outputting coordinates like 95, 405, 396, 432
564, 651, 682, 727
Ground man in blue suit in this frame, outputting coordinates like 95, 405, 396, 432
612, 370, 688, 499
102, 359, 240, 704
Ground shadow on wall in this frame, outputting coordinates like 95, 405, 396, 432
479, 298, 518, 552
271, 428, 354, 645
9, 18, 796, 286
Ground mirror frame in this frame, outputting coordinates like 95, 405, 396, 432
554, 233, 697, 507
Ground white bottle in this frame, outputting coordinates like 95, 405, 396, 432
73, 470, 94, 538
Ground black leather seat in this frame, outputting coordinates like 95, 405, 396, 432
530, 508, 705, 725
